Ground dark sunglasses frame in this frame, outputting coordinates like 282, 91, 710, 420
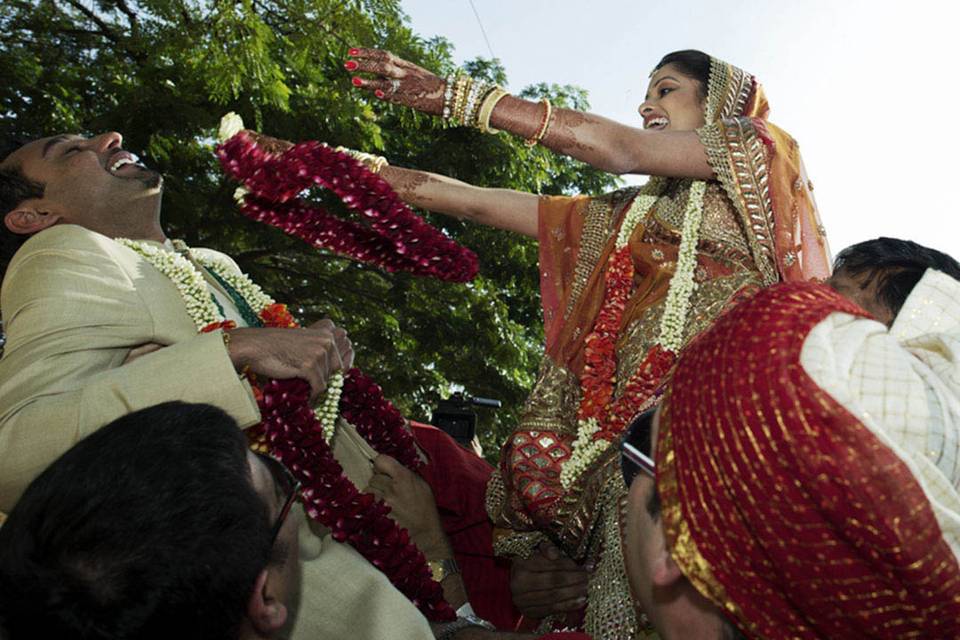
620, 408, 656, 487
255, 452, 302, 545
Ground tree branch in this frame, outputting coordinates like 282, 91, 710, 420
59, 0, 146, 64
113, 0, 139, 31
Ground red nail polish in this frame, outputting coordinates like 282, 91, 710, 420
351, 77, 363, 87
348, 48, 360, 56
374, 89, 385, 99
344, 60, 358, 71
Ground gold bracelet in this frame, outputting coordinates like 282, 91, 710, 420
475, 87, 509, 134
462, 81, 490, 127
428, 557, 461, 583
221, 328, 231, 350
442, 73, 459, 119
334, 146, 389, 174
452, 75, 473, 125
524, 98, 552, 147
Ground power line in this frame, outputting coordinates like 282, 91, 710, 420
467, 0, 496, 60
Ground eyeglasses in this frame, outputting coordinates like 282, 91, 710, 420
255, 452, 302, 545
620, 408, 656, 487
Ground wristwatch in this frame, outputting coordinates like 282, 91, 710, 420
428, 557, 461, 583
433, 604, 496, 640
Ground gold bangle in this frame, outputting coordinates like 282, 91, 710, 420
476, 87, 509, 134
334, 146, 389, 174
453, 76, 473, 125
442, 73, 459, 119
221, 328, 231, 350
524, 98, 552, 147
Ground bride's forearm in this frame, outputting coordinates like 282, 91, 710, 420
488, 95, 713, 179
380, 165, 539, 237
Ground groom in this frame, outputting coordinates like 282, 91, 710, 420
0, 131, 440, 639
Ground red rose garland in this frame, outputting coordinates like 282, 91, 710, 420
339, 372, 423, 471
216, 132, 478, 283
209, 129, 476, 621
249, 375, 451, 621
576, 244, 677, 442
206, 310, 455, 621
577, 246, 635, 421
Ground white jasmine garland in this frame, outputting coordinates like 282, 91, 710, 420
560, 177, 708, 490
186, 250, 276, 312
656, 180, 707, 352
560, 418, 612, 489
615, 178, 665, 249
316, 371, 345, 442
218, 112, 245, 143
116, 238, 221, 330
117, 238, 343, 442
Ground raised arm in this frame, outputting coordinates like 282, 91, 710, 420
490, 96, 712, 178
244, 130, 540, 238
379, 165, 539, 238
347, 48, 713, 180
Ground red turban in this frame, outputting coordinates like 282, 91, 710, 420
658, 281, 960, 638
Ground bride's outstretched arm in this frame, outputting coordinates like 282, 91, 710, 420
347, 48, 713, 180
379, 165, 539, 238
491, 95, 713, 178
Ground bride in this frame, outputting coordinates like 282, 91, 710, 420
346, 47, 831, 637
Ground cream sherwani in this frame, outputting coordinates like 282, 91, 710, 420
0, 224, 433, 639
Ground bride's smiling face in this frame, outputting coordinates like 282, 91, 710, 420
637, 64, 707, 133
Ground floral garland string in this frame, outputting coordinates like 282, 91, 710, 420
115, 238, 454, 621
215, 113, 478, 283
560, 178, 708, 489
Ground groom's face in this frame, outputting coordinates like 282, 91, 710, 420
2, 132, 163, 239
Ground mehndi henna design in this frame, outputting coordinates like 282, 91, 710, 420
349, 49, 445, 115
380, 167, 440, 205
543, 110, 597, 154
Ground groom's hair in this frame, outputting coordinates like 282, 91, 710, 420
0, 137, 43, 281
0, 402, 276, 640
833, 237, 960, 319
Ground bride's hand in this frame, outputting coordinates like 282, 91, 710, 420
345, 48, 445, 116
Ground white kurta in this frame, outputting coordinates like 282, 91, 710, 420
800, 269, 960, 558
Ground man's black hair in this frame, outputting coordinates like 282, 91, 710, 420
0, 402, 276, 640
0, 137, 43, 282
833, 237, 960, 319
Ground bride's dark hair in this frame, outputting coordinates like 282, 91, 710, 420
654, 50, 711, 101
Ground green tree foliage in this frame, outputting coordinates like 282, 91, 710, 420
0, 0, 618, 456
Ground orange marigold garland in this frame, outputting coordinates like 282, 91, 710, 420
561, 180, 706, 489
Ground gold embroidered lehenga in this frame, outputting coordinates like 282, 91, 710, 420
485, 57, 832, 637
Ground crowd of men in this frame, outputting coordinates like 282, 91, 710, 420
0, 130, 959, 640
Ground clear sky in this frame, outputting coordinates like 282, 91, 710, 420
399, 0, 960, 259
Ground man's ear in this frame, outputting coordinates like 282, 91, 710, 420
650, 538, 685, 588
4, 203, 61, 236
246, 568, 288, 636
